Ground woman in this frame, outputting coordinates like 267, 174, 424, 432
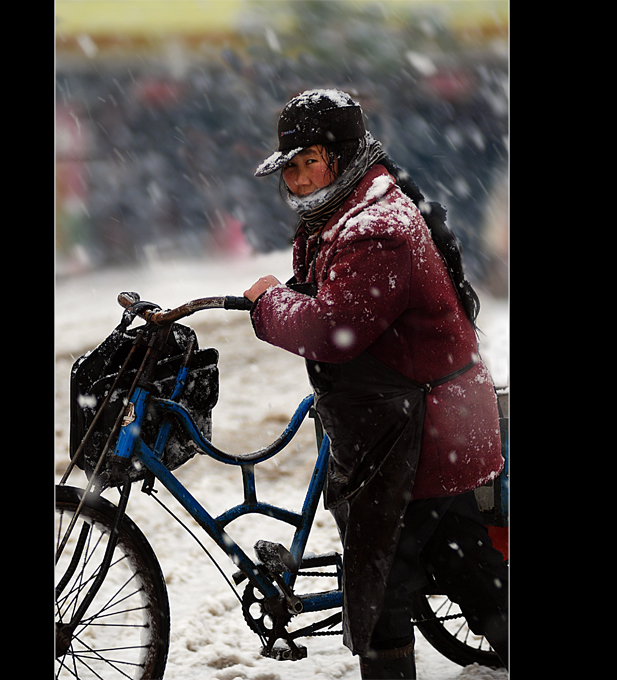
244, 89, 508, 678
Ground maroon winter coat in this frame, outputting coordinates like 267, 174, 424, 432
252, 164, 503, 499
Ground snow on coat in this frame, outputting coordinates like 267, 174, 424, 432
251, 164, 503, 499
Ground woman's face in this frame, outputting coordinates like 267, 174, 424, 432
282, 145, 337, 197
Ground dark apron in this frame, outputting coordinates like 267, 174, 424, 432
307, 351, 426, 655
288, 279, 474, 655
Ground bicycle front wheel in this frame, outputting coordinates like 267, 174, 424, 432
55, 485, 170, 680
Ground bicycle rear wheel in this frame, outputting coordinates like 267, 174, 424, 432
410, 589, 503, 668
55, 485, 170, 679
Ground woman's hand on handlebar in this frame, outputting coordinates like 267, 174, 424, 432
243, 275, 281, 303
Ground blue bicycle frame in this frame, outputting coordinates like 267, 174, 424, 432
111, 380, 342, 614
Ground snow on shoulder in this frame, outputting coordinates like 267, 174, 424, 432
321, 172, 395, 242
364, 173, 392, 203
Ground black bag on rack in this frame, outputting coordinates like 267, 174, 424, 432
69, 315, 219, 485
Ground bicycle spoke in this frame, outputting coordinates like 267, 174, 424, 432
56, 649, 80, 679
79, 569, 141, 623
84, 603, 150, 624
57, 538, 131, 623
65, 647, 127, 680
64, 629, 146, 680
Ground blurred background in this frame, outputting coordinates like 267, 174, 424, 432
55, 0, 508, 296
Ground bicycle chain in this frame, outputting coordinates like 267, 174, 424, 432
304, 628, 342, 636
294, 572, 465, 629
241, 579, 464, 643
412, 611, 465, 626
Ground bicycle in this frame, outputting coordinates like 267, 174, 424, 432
55, 291, 509, 679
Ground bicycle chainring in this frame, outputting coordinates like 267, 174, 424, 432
241, 585, 306, 661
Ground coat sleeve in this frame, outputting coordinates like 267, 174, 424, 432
251, 229, 412, 362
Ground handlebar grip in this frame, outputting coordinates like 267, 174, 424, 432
224, 296, 253, 311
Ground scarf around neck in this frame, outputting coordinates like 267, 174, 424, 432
286, 132, 387, 236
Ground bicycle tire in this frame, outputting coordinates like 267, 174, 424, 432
55, 485, 170, 680
410, 589, 504, 668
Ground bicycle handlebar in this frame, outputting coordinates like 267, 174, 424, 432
118, 291, 252, 325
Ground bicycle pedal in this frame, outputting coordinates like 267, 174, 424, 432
299, 550, 342, 569
254, 540, 296, 573
261, 640, 307, 661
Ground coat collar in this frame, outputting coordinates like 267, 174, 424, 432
319, 164, 396, 242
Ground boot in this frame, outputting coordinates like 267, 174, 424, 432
360, 639, 416, 679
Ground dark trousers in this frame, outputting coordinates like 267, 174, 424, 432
370, 491, 508, 662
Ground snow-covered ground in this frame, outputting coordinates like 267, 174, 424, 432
55, 249, 508, 680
